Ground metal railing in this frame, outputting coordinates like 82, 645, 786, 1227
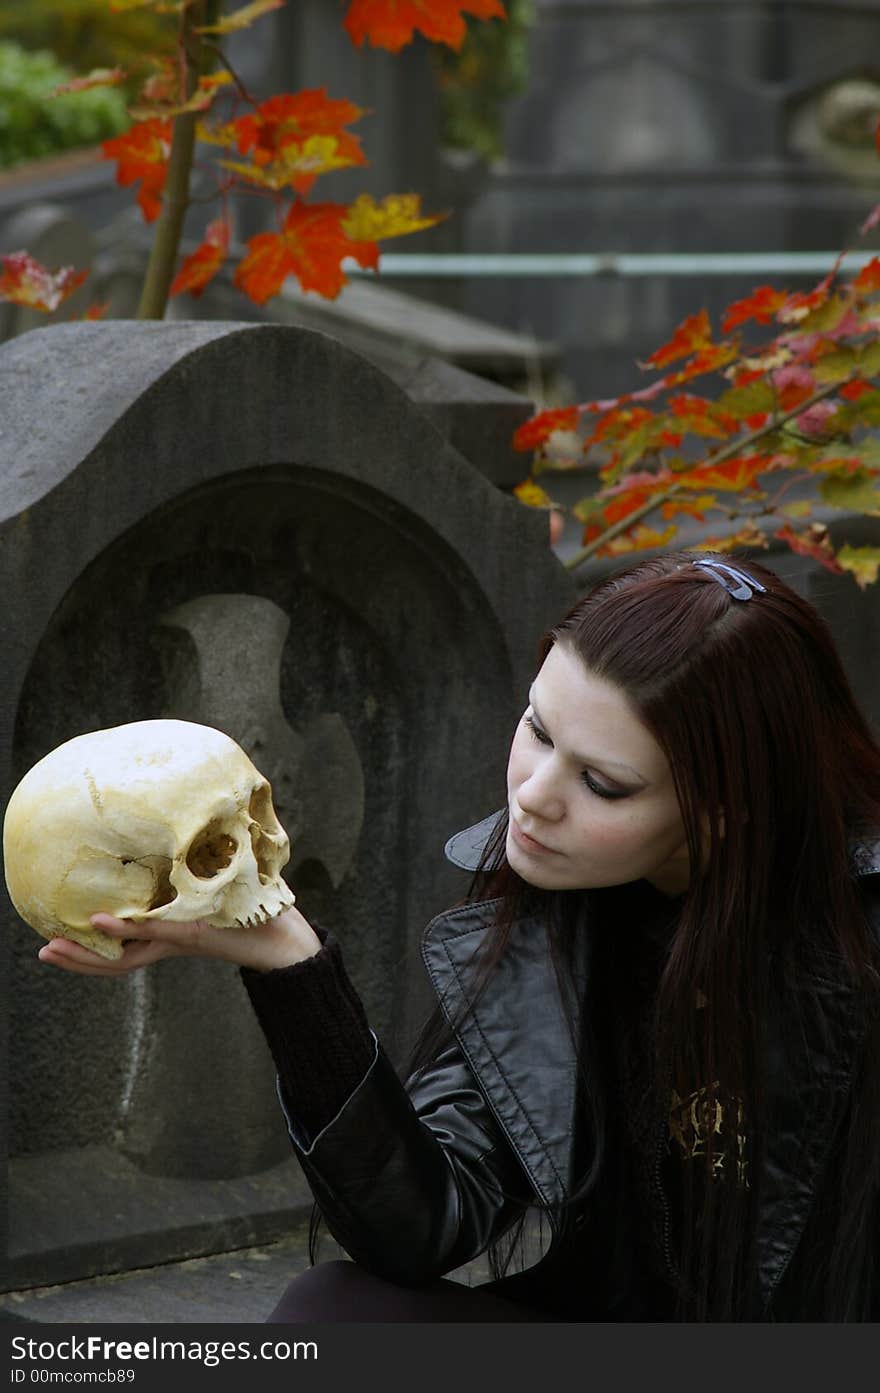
352, 250, 879, 277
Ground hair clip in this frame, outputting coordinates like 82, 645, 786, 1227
692, 558, 767, 601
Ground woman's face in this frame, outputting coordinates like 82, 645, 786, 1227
506, 643, 691, 896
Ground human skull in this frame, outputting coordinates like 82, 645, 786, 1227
3, 719, 294, 961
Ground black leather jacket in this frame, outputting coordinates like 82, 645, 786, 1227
282, 814, 880, 1320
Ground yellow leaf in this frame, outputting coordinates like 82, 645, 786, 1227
514, 479, 555, 509
837, 545, 880, 588
780, 500, 813, 519
599, 523, 677, 557
813, 347, 859, 384
196, 120, 240, 148
342, 194, 447, 243
220, 135, 357, 190
684, 521, 770, 553
196, 0, 285, 35
818, 473, 880, 514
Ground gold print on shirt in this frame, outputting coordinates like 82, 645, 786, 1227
668, 1081, 749, 1187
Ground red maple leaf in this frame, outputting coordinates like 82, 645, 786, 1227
642, 309, 713, 370
721, 285, 788, 334
853, 257, 880, 296
0, 252, 87, 312
512, 406, 579, 452
664, 341, 740, 387
343, 0, 506, 53
102, 119, 172, 222
234, 200, 379, 302
170, 218, 230, 298
839, 378, 875, 401
774, 523, 844, 574
235, 90, 365, 162
778, 256, 844, 324
677, 454, 772, 493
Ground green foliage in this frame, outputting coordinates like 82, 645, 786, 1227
0, 41, 129, 169
0, 1, 172, 79
434, 0, 532, 160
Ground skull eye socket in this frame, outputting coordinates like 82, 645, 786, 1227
186, 824, 238, 879
249, 783, 280, 834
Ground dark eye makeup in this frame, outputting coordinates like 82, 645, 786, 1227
523, 715, 631, 801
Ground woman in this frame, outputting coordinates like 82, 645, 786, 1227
39, 552, 880, 1321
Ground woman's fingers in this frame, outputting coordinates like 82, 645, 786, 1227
38, 935, 172, 976
89, 912, 212, 955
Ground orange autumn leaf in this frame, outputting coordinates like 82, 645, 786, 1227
82, 301, 110, 320
666, 392, 738, 437
513, 406, 580, 452
222, 134, 360, 193
676, 453, 772, 493
342, 193, 446, 242
170, 217, 230, 298
660, 493, 719, 524
720, 285, 788, 334
0, 252, 87, 312
230, 90, 366, 192
853, 257, 880, 296
196, 0, 285, 34
683, 521, 769, 554
600, 489, 654, 527
839, 378, 875, 401
663, 340, 740, 387
642, 309, 713, 370
344, 0, 506, 52
235, 90, 365, 161
774, 523, 844, 574
595, 523, 678, 558
234, 200, 378, 302
102, 119, 172, 222
777, 257, 843, 324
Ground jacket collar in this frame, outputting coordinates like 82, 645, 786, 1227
421, 900, 588, 1209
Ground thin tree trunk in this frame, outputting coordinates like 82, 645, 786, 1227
136, 0, 221, 320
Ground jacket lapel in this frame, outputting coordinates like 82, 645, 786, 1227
422, 901, 589, 1209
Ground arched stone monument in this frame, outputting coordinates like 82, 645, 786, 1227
0, 320, 575, 1289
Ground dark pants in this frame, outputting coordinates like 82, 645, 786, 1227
266, 1260, 553, 1323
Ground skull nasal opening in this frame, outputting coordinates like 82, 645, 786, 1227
186, 824, 238, 878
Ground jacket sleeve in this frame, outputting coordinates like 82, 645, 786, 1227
242, 936, 534, 1285
279, 1035, 535, 1285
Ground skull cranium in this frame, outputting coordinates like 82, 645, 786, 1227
3, 719, 294, 960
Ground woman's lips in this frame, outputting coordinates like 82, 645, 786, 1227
510, 819, 559, 855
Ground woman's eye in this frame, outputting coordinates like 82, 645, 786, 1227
582, 772, 625, 801
525, 716, 628, 801
524, 715, 552, 746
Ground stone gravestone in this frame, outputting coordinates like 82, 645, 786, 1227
0, 321, 575, 1291
463, 0, 880, 400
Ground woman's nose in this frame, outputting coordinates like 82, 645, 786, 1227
517, 762, 565, 822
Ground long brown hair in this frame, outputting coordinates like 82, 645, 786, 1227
407, 551, 880, 1319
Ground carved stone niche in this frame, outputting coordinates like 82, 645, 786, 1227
0, 321, 575, 1290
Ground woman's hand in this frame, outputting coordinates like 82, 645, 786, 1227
37, 903, 322, 978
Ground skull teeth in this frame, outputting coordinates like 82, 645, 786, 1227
234, 903, 272, 930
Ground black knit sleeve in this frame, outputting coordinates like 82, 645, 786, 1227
239, 928, 376, 1144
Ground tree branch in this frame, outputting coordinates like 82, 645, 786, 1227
564, 378, 845, 573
